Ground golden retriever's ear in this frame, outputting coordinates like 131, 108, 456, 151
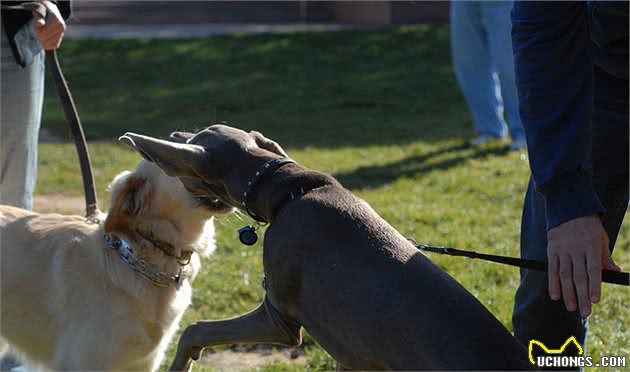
249, 131, 288, 157
104, 175, 152, 234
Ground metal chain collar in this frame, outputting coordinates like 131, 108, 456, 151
104, 234, 189, 288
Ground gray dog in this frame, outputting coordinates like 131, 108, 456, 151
120, 125, 534, 371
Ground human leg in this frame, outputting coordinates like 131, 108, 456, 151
450, 1, 506, 139
513, 177, 587, 370
513, 66, 629, 369
482, 1, 525, 144
0, 24, 45, 210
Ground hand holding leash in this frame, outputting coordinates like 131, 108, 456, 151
412, 239, 629, 288
547, 215, 621, 317
32, 0, 66, 50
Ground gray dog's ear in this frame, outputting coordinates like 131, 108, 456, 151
249, 131, 288, 157
119, 133, 207, 178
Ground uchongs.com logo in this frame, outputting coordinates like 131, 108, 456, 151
528, 336, 627, 368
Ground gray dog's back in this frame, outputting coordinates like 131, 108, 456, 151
264, 184, 533, 370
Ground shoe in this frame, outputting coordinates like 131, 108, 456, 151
471, 135, 504, 146
510, 137, 527, 150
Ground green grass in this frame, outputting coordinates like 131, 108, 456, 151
37, 25, 628, 371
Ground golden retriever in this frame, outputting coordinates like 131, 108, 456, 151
0, 160, 232, 370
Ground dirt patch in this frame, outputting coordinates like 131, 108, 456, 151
199, 345, 305, 370
35, 127, 88, 215
33, 194, 85, 214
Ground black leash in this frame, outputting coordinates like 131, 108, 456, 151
3, 2, 99, 218
45, 50, 99, 218
410, 240, 629, 286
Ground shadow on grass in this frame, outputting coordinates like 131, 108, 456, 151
42, 25, 472, 148
334, 143, 511, 190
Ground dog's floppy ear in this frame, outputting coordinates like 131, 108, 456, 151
104, 172, 152, 234
249, 131, 288, 157
119, 133, 207, 178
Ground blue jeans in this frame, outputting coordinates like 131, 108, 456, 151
514, 66, 629, 363
450, 1, 524, 140
1, 22, 44, 210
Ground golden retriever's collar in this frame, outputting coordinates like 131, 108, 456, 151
134, 228, 192, 265
104, 234, 189, 288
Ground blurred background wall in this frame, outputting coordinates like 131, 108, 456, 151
71, 1, 450, 25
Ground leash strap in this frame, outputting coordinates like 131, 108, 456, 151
46, 51, 99, 218
3, 2, 99, 218
413, 242, 629, 286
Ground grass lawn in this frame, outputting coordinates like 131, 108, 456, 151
37, 25, 628, 371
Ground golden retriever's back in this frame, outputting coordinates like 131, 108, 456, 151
1, 206, 197, 369
0, 161, 225, 370
1, 205, 106, 366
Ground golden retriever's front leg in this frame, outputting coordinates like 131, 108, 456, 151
170, 299, 301, 371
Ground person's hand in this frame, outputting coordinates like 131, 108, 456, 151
32, 1, 66, 50
547, 214, 621, 317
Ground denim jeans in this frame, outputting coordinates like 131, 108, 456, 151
450, 1, 524, 140
1, 22, 44, 210
513, 66, 629, 365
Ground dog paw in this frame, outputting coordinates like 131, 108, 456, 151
169, 347, 201, 372
169, 326, 203, 371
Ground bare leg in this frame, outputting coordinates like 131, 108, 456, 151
170, 299, 301, 371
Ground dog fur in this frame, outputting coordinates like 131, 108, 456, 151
0, 160, 230, 371
121, 126, 534, 371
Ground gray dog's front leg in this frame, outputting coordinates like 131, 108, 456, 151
169, 299, 301, 371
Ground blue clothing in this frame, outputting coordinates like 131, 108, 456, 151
511, 1, 628, 231
450, 1, 524, 141
512, 1, 628, 363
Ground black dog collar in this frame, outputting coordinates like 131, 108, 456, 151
238, 157, 295, 246
242, 157, 296, 223
239, 183, 315, 246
